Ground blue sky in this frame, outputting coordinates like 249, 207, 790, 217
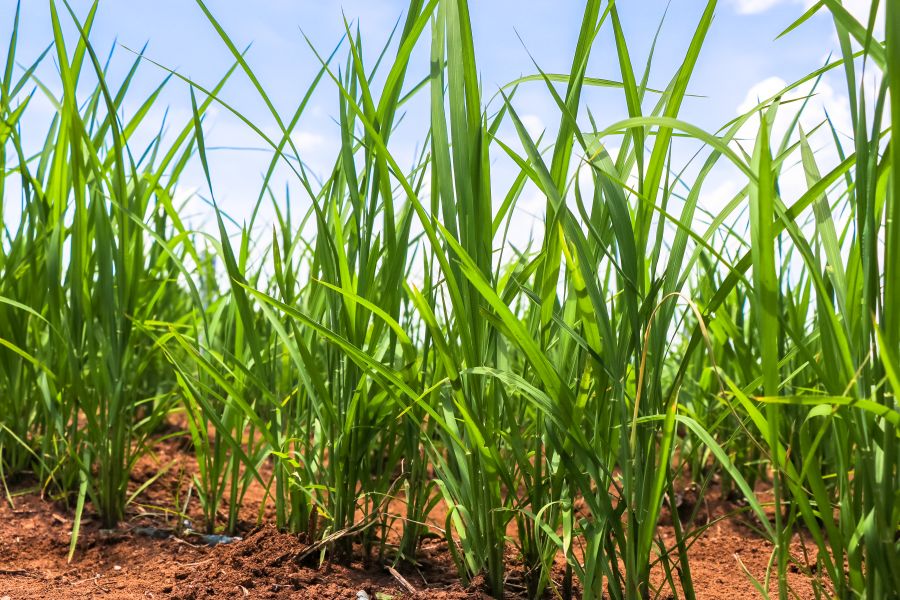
1, 0, 881, 244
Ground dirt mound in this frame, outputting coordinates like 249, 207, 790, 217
170, 527, 474, 599
0, 489, 208, 599
0, 428, 822, 599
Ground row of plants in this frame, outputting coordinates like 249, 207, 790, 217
0, 1, 897, 598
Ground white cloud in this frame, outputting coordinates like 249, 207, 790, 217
708, 70, 855, 247
701, 177, 743, 214
730, 0, 885, 36
170, 184, 211, 230
738, 76, 789, 114
520, 114, 545, 139
736, 75, 852, 144
288, 128, 340, 180
730, 0, 790, 15
840, 0, 885, 36
292, 130, 326, 154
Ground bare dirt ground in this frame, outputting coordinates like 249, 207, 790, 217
0, 426, 821, 599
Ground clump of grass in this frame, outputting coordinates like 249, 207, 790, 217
0, 0, 223, 531
0, 0, 896, 598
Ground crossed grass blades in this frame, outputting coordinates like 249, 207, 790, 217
0, 0, 897, 598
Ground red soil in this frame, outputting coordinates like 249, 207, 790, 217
0, 427, 824, 599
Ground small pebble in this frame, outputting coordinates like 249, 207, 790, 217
357, 592, 371, 600
113, 565, 122, 571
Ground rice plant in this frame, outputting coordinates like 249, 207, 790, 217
0, 0, 896, 598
